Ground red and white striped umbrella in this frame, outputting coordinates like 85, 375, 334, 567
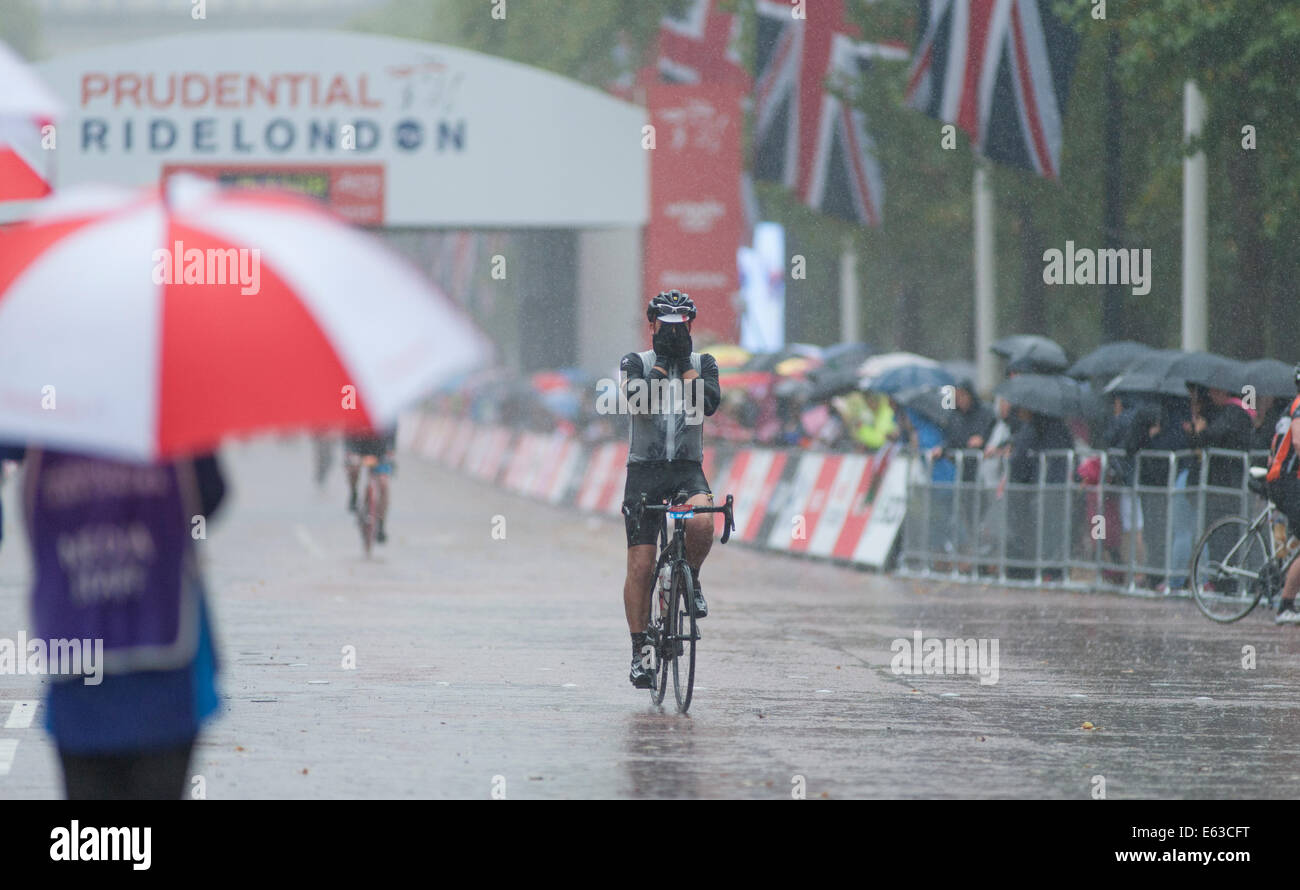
0, 176, 494, 460
0, 41, 62, 201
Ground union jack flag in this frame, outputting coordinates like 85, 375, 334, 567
658, 0, 750, 87
607, 0, 748, 99
752, 0, 905, 226
904, 0, 1079, 178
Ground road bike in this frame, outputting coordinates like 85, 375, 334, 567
1191, 466, 1300, 622
624, 492, 735, 712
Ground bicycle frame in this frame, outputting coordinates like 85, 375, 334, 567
1211, 503, 1277, 582
1212, 499, 1300, 584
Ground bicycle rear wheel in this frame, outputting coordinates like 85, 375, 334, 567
1191, 516, 1270, 622
670, 561, 697, 713
360, 473, 378, 557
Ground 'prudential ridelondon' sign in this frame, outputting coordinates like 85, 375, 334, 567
35, 30, 648, 228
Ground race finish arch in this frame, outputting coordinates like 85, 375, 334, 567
33, 30, 649, 375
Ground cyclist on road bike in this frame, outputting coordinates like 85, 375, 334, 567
620, 290, 721, 690
345, 425, 397, 544
1266, 364, 1300, 624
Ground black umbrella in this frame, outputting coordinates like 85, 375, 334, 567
996, 373, 1087, 418
1104, 349, 1189, 396
821, 341, 875, 370
1241, 358, 1296, 399
991, 334, 1069, 373
1103, 371, 1188, 398
941, 359, 978, 388
805, 366, 861, 403
1067, 341, 1155, 380
1171, 351, 1247, 393
894, 385, 956, 431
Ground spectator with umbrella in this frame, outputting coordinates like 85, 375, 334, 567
1243, 358, 1297, 451
997, 375, 1080, 581
1172, 353, 1254, 591
1106, 351, 1200, 589
890, 385, 957, 560
1101, 393, 1164, 587
929, 379, 996, 563
1180, 353, 1254, 487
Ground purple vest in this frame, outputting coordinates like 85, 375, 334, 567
25, 450, 201, 675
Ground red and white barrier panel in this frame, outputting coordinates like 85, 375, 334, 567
402, 415, 907, 569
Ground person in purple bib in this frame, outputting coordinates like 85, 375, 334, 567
9, 445, 226, 800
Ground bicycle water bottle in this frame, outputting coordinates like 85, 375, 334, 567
658, 565, 672, 594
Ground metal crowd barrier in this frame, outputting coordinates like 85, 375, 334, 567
897, 447, 1270, 596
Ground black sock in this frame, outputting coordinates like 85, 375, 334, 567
1282, 599, 1295, 612
631, 631, 648, 655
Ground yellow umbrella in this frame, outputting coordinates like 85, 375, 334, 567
706, 344, 751, 369
774, 356, 816, 378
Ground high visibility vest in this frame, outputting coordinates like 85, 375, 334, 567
1266, 395, 1300, 482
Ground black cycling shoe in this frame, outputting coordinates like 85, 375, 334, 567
629, 654, 656, 690
692, 576, 708, 619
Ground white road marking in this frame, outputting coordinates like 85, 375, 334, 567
0, 740, 17, 776
4, 701, 38, 729
293, 524, 325, 558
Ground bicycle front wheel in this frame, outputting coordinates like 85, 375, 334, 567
670, 561, 697, 713
1191, 516, 1270, 622
647, 558, 669, 706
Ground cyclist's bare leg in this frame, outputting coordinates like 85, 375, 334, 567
624, 544, 657, 634
683, 492, 714, 575
377, 475, 390, 524
1282, 553, 1300, 604
345, 455, 360, 499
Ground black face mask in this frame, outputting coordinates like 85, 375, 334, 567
653, 322, 691, 358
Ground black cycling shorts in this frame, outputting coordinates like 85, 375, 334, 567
345, 434, 393, 458
623, 460, 712, 547
1271, 475, 1300, 537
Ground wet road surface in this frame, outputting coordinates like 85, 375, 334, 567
3, 439, 1300, 799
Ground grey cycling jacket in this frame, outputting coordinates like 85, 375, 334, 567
620, 350, 720, 463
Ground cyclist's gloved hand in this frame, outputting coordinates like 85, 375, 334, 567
652, 323, 693, 368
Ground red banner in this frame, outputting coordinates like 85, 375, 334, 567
643, 84, 744, 344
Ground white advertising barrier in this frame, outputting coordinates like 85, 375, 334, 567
32, 31, 647, 228
481, 427, 515, 483
851, 455, 909, 569
763, 453, 828, 553
806, 454, 873, 559
546, 439, 587, 504
576, 442, 622, 513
